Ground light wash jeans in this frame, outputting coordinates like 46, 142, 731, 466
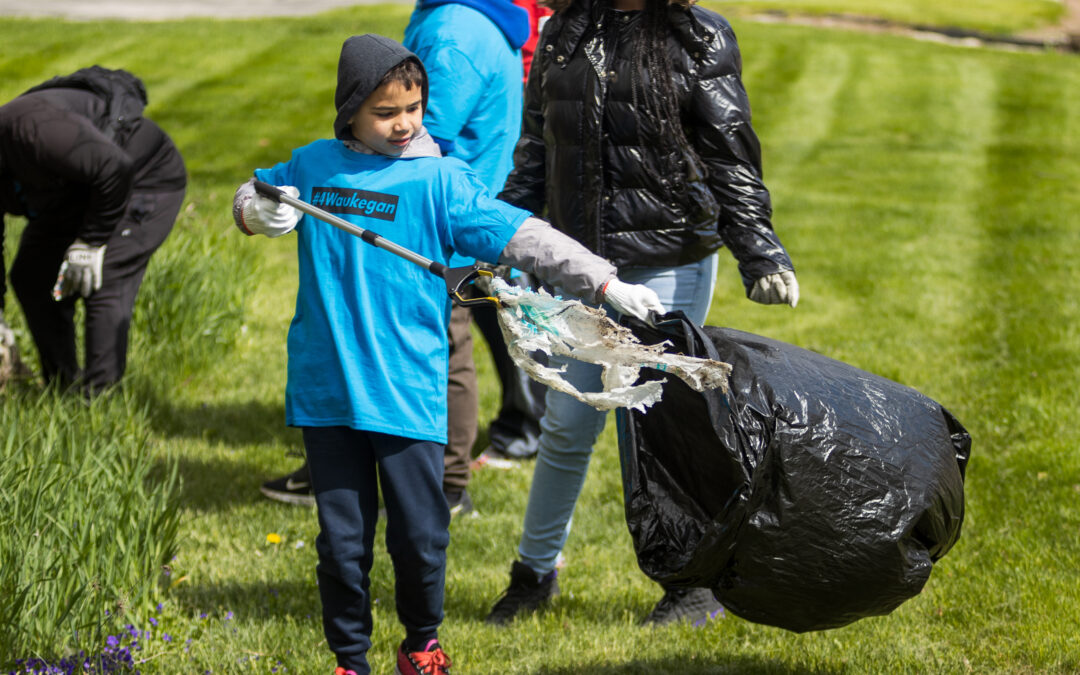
517, 253, 719, 575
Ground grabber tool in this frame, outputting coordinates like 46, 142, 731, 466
254, 180, 498, 308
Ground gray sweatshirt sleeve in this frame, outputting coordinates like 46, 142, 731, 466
499, 217, 617, 304
231, 178, 256, 233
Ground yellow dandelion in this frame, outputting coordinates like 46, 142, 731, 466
266, 533, 282, 544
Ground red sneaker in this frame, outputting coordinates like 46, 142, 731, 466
333, 668, 358, 675
395, 639, 451, 675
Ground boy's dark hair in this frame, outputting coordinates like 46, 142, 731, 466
334, 35, 429, 141
379, 58, 427, 100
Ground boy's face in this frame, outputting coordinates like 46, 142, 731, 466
348, 80, 424, 156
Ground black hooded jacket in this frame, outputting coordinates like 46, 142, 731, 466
0, 88, 185, 243
0, 83, 185, 311
498, 0, 793, 292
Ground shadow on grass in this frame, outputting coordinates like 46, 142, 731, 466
172, 579, 320, 622
536, 656, 842, 675
166, 453, 301, 513
137, 382, 301, 449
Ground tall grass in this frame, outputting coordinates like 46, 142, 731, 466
0, 391, 179, 661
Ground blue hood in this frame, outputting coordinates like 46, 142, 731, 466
418, 0, 530, 49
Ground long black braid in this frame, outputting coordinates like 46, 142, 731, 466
627, 0, 699, 194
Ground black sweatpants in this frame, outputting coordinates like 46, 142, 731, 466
9, 187, 183, 394
304, 426, 450, 674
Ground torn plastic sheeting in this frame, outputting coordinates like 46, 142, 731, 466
491, 278, 731, 411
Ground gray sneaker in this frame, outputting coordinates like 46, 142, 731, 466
641, 587, 725, 627
485, 560, 559, 625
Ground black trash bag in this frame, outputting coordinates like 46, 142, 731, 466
617, 312, 970, 632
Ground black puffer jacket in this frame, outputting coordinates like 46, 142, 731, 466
499, 0, 793, 292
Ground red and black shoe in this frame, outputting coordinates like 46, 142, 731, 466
395, 639, 451, 675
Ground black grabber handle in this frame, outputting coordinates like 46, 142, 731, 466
253, 180, 498, 307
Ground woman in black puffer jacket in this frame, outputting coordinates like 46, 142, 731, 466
488, 0, 799, 626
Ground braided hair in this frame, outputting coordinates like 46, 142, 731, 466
627, 0, 701, 194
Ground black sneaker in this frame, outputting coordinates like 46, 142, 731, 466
445, 489, 473, 519
260, 462, 315, 506
485, 560, 559, 625
641, 587, 725, 627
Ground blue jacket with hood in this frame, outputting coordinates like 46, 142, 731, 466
404, 0, 529, 197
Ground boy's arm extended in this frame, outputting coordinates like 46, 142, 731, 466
499, 217, 663, 323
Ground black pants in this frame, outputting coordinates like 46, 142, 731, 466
10, 188, 183, 394
304, 427, 449, 674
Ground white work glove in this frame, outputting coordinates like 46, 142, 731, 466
54, 239, 107, 300
602, 278, 667, 323
749, 270, 799, 308
240, 185, 300, 238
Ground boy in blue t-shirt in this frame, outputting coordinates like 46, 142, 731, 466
232, 34, 663, 675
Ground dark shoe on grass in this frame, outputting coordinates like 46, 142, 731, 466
260, 462, 315, 507
641, 587, 725, 627
445, 488, 473, 519
485, 560, 558, 625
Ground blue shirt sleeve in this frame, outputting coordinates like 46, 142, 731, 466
254, 160, 293, 190
442, 163, 528, 264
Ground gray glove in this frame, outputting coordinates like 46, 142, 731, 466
602, 278, 667, 323
54, 239, 107, 300
749, 270, 799, 308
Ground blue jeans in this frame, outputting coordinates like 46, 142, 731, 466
517, 254, 719, 575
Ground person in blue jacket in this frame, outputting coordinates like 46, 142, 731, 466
232, 34, 664, 675
404, 0, 543, 517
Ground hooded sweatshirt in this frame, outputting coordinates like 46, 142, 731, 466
404, 0, 529, 195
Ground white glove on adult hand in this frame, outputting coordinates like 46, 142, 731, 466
749, 270, 799, 308
602, 278, 667, 323
240, 185, 300, 238
56, 239, 107, 299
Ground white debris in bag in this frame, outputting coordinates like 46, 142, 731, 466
491, 278, 732, 412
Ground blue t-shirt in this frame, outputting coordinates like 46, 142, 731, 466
255, 139, 528, 443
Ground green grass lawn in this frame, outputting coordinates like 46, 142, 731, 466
708, 0, 1066, 35
2, 4, 1079, 673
